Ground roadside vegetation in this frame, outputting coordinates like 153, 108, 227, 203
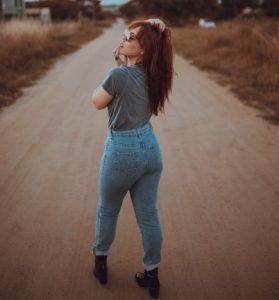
0, 19, 105, 110
171, 18, 279, 123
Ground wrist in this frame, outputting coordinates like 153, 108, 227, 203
114, 57, 125, 66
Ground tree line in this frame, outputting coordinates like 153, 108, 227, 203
120, 0, 279, 23
0, 0, 106, 21
26, 0, 103, 21
2, 0, 278, 22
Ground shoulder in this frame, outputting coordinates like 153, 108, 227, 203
102, 65, 130, 96
107, 66, 129, 80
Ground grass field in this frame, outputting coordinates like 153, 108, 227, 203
172, 18, 279, 124
0, 18, 105, 110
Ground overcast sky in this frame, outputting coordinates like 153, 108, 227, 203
100, 0, 129, 5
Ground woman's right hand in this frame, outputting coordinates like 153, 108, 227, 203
146, 18, 166, 32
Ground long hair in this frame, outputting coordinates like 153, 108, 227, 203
128, 20, 173, 115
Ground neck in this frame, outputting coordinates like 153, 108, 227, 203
127, 56, 141, 67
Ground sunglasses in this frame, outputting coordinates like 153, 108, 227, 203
123, 29, 136, 42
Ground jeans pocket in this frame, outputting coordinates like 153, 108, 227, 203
112, 151, 141, 176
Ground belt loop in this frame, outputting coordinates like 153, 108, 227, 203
109, 128, 113, 137
136, 127, 140, 138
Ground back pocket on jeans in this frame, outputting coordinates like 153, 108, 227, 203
112, 151, 141, 176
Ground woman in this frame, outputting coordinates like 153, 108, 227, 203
91, 18, 173, 299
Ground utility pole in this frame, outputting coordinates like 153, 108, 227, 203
91, 0, 101, 19
0, 0, 3, 21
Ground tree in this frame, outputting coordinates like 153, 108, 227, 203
219, 0, 264, 18
263, 0, 279, 16
41, 0, 80, 20
119, 0, 276, 22
119, 0, 139, 20
135, 0, 220, 22
91, 0, 102, 19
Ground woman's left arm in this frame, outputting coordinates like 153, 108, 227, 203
92, 86, 113, 110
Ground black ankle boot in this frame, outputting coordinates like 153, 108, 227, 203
93, 255, 107, 285
135, 268, 160, 299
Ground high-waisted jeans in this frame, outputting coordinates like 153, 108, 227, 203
92, 122, 163, 271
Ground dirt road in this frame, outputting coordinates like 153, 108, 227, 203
0, 19, 278, 300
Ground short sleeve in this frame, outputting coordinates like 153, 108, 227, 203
101, 66, 128, 97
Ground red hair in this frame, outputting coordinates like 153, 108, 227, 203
128, 20, 173, 115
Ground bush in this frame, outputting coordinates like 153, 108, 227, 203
172, 18, 279, 123
0, 19, 102, 108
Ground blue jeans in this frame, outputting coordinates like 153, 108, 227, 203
92, 122, 163, 271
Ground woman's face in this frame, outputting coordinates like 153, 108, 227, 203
119, 26, 143, 59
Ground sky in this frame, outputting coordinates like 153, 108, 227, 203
100, 0, 129, 5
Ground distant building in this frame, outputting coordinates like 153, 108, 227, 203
25, 6, 51, 23
102, 5, 119, 13
23, 0, 51, 22
2, 0, 25, 18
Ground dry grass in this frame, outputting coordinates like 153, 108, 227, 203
172, 18, 279, 124
0, 19, 103, 109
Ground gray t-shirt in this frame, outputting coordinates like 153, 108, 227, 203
101, 64, 152, 130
